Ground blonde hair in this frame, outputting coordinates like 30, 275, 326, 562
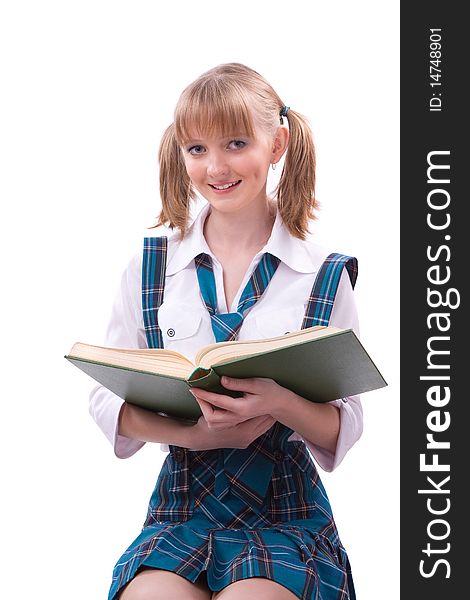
154, 63, 317, 239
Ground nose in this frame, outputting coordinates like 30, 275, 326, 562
207, 151, 229, 178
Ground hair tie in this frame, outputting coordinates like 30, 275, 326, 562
279, 106, 290, 117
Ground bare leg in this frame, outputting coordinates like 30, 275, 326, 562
212, 578, 298, 600
120, 568, 212, 600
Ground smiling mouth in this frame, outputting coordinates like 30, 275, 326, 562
209, 180, 241, 190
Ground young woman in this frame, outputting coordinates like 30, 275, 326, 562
90, 62, 362, 600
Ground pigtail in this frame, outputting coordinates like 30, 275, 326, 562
152, 65, 320, 239
152, 123, 193, 237
275, 109, 318, 239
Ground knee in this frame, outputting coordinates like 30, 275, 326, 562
119, 568, 210, 600
213, 578, 298, 600
119, 570, 156, 600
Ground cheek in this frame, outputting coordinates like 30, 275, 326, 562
252, 162, 270, 182
183, 161, 201, 183
238, 156, 269, 179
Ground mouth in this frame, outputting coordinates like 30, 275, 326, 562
208, 180, 242, 191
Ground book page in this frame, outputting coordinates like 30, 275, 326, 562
195, 326, 343, 368
68, 343, 195, 378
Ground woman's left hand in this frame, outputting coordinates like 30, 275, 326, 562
189, 376, 294, 430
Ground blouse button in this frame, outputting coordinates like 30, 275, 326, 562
174, 448, 185, 463
167, 328, 175, 337
273, 450, 284, 462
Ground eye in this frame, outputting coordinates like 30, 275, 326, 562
187, 145, 205, 155
228, 140, 247, 150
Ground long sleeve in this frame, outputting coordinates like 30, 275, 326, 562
289, 269, 364, 471
88, 253, 148, 458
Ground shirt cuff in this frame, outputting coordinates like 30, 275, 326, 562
289, 395, 363, 471
89, 384, 145, 459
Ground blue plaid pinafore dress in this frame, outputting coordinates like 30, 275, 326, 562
109, 238, 358, 600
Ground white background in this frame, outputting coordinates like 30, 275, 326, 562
0, 1, 399, 598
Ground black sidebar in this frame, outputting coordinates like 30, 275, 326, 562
401, 3, 467, 598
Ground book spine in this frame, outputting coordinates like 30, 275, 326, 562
188, 368, 242, 398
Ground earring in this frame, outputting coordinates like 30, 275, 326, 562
271, 162, 277, 171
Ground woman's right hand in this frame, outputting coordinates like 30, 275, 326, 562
182, 414, 276, 451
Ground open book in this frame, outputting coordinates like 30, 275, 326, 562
66, 325, 386, 421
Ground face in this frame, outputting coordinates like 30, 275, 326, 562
181, 123, 284, 214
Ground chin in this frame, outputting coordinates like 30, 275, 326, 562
210, 198, 250, 213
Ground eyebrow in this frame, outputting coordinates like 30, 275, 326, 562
185, 132, 250, 143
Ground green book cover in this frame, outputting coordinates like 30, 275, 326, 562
66, 329, 386, 421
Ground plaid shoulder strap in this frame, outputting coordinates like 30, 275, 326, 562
142, 237, 168, 349
301, 252, 358, 329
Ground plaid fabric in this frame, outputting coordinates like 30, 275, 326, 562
302, 253, 358, 329
141, 237, 168, 348
195, 252, 281, 342
195, 251, 280, 499
109, 423, 355, 600
109, 239, 358, 599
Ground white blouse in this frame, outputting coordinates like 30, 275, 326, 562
89, 203, 363, 472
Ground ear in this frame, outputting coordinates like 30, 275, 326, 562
271, 126, 289, 164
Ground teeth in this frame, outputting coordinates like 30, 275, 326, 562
212, 181, 239, 190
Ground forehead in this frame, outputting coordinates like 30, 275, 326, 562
175, 98, 257, 144
177, 117, 273, 148
182, 128, 251, 143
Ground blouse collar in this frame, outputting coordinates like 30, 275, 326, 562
166, 202, 319, 276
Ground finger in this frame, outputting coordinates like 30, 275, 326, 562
252, 415, 275, 434
209, 420, 240, 431
196, 396, 245, 429
220, 376, 263, 394
191, 390, 218, 412
208, 414, 244, 430
237, 414, 267, 430
190, 387, 230, 404
197, 398, 237, 424
194, 397, 215, 422
191, 388, 241, 411
261, 415, 276, 429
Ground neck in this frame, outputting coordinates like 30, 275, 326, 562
203, 199, 276, 254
